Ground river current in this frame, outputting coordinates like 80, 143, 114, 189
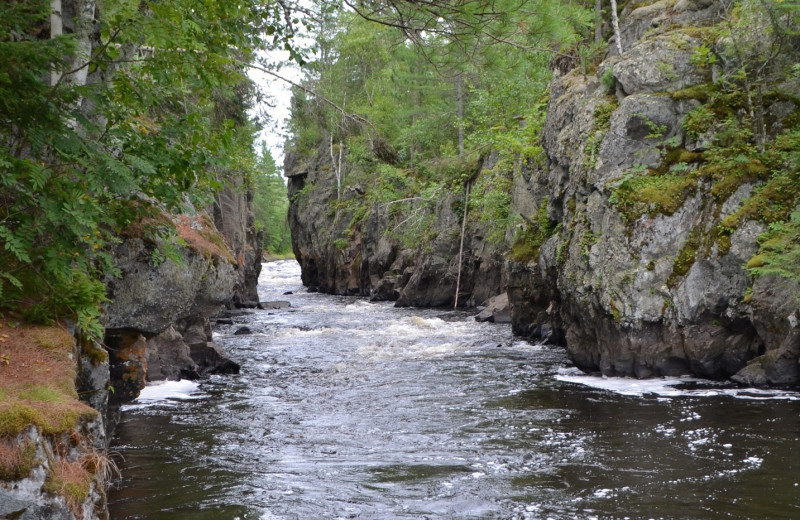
108, 260, 800, 519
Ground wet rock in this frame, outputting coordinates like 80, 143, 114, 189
216, 309, 253, 319
732, 335, 799, 387
259, 301, 291, 309
144, 325, 200, 381
233, 326, 254, 335
370, 275, 401, 301
475, 293, 512, 323
189, 342, 240, 376
106, 330, 148, 405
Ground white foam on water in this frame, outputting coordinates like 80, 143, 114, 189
275, 326, 346, 338
122, 380, 204, 410
357, 340, 468, 361
344, 300, 374, 311
555, 367, 800, 400
511, 341, 546, 351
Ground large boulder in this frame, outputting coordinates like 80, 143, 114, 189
105, 234, 237, 335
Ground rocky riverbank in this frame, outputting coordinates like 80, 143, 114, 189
0, 184, 261, 519
286, 0, 800, 387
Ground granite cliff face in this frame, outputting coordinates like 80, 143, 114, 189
287, 0, 800, 387
286, 153, 505, 307
508, 0, 799, 386
104, 209, 255, 412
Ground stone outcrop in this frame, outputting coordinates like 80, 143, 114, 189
104, 216, 244, 416
475, 293, 512, 323
105, 236, 237, 335
286, 153, 505, 307
286, 0, 800, 388
506, 0, 799, 386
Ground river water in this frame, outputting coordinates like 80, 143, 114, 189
108, 260, 800, 519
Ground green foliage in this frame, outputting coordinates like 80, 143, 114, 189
469, 170, 513, 244
585, 97, 619, 169
712, 125, 798, 234
747, 208, 800, 282
600, 68, 616, 94
610, 147, 705, 221
667, 227, 703, 287
253, 146, 292, 255
0, 0, 298, 336
286, 2, 590, 255
683, 105, 715, 140
508, 199, 556, 264
689, 44, 717, 69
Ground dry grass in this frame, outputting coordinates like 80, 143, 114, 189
0, 319, 97, 438
44, 457, 93, 516
0, 438, 37, 480
175, 214, 237, 265
43, 442, 120, 516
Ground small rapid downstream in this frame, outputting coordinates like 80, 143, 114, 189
109, 261, 800, 519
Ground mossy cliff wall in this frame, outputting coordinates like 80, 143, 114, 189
287, 0, 800, 387
0, 325, 110, 520
286, 151, 506, 308
1, 200, 260, 519
508, 0, 800, 386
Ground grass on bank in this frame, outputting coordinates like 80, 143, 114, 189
0, 319, 98, 440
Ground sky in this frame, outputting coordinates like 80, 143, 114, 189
248, 30, 314, 170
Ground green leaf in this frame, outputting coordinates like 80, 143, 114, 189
0, 226, 32, 263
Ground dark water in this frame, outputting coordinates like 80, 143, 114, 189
108, 261, 800, 519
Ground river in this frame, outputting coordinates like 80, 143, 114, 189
108, 260, 800, 519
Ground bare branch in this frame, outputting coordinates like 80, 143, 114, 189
245, 61, 375, 131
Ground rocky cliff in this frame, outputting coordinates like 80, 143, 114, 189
509, 0, 799, 386
213, 179, 263, 308
104, 212, 249, 411
286, 0, 800, 387
0, 326, 111, 520
0, 202, 260, 519
286, 152, 505, 307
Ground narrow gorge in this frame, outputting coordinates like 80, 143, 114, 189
1, 0, 799, 518
287, 0, 800, 389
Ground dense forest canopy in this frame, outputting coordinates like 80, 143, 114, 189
1, 0, 799, 336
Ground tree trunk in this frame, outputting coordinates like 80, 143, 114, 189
456, 72, 464, 156
454, 181, 470, 309
609, 0, 623, 55
594, 0, 603, 45
50, 0, 63, 86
